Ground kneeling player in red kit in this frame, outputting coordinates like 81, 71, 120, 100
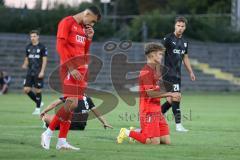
117, 43, 181, 145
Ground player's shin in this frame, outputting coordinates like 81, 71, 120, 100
36, 92, 42, 108
58, 120, 71, 139
161, 101, 172, 114
48, 115, 60, 132
27, 91, 37, 103
172, 101, 181, 124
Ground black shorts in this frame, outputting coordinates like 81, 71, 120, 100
162, 76, 181, 92
23, 74, 44, 89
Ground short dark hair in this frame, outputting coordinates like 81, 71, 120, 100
87, 6, 102, 21
144, 42, 165, 55
29, 30, 40, 35
175, 16, 188, 25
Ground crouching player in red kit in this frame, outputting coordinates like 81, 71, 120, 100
41, 6, 101, 150
117, 43, 181, 145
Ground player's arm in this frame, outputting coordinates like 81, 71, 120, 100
84, 25, 94, 53
40, 99, 64, 119
183, 54, 196, 81
146, 89, 180, 100
22, 46, 30, 69
22, 57, 28, 69
91, 107, 113, 129
0, 84, 7, 95
141, 70, 180, 100
39, 56, 47, 78
57, 19, 82, 80
156, 64, 162, 79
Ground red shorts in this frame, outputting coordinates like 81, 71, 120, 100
140, 112, 169, 138
61, 67, 88, 99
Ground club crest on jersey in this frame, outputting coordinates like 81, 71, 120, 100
37, 49, 40, 53
76, 35, 86, 43
73, 26, 78, 31
184, 43, 187, 47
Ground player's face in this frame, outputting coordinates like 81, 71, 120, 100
152, 51, 164, 64
30, 33, 39, 44
83, 11, 98, 27
174, 21, 186, 36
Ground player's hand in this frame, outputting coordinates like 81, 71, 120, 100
38, 71, 44, 78
171, 92, 181, 101
22, 64, 27, 69
40, 111, 45, 120
85, 25, 94, 40
69, 69, 82, 81
103, 123, 113, 129
190, 72, 196, 81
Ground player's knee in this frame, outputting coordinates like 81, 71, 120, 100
23, 87, 31, 94
162, 139, 171, 145
160, 135, 171, 145
151, 140, 160, 145
145, 138, 152, 144
35, 88, 42, 93
150, 138, 160, 145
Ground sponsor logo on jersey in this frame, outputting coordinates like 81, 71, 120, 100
82, 110, 88, 114
28, 54, 40, 58
173, 49, 185, 55
76, 35, 86, 43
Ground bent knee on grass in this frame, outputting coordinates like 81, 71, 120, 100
146, 138, 160, 145
34, 88, 42, 93
23, 87, 31, 93
160, 135, 171, 145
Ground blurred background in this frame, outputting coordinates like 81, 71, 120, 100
0, 0, 240, 93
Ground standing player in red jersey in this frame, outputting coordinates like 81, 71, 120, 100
41, 6, 101, 150
117, 43, 181, 145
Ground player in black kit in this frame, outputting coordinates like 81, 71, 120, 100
22, 30, 48, 115
161, 16, 196, 132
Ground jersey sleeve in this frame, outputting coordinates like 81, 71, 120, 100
162, 36, 170, 48
25, 46, 30, 57
86, 97, 95, 110
57, 17, 72, 40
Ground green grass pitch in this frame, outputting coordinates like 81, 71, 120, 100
0, 92, 240, 160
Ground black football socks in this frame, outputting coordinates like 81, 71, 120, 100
172, 101, 181, 124
161, 101, 172, 114
35, 92, 42, 108
27, 91, 37, 103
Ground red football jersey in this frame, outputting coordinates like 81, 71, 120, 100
139, 64, 161, 115
56, 16, 91, 66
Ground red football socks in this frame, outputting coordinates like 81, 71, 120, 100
129, 131, 147, 144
